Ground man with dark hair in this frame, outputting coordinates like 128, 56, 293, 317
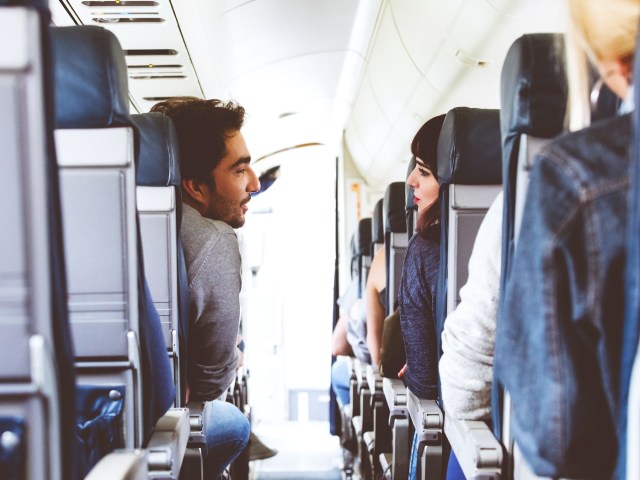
151, 97, 259, 478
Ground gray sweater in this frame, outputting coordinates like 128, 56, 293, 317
181, 203, 240, 401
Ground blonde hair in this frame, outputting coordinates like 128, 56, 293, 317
565, 0, 640, 129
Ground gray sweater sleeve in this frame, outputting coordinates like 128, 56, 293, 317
439, 192, 502, 420
186, 221, 240, 401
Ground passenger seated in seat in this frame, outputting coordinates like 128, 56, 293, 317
365, 246, 386, 367
331, 279, 371, 406
495, 1, 638, 477
397, 114, 446, 480
151, 97, 259, 479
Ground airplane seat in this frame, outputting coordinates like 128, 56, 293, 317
429, 107, 502, 480
356, 217, 372, 297
405, 156, 418, 236
361, 184, 406, 477
499, 33, 567, 297
372, 198, 385, 258
52, 24, 174, 471
0, 2, 78, 478
132, 112, 192, 478
132, 111, 188, 407
496, 33, 568, 477
383, 181, 408, 317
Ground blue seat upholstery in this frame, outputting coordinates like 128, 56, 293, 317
52, 25, 174, 462
405, 156, 417, 235
355, 217, 372, 296
383, 181, 407, 315
133, 112, 190, 406
435, 108, 502, 357
496, 33, 568, 443
499, 33, 567, 303
0, 2, 78, 478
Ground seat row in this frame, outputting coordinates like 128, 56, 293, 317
337, 28, 640, 480
0, 3, 250, 478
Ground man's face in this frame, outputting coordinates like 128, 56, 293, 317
201, 131, 260, 228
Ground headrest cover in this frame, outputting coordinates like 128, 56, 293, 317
384, 182, 407, 233
356, 218, 372, 257
372, 199, 384, 244
405, 156, 417, 210
132, 113, 181, 187
500, 33, 567, 141
53, 26, 130, 129
437, 108, 502, 185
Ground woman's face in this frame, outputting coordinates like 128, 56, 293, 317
407, 157, 439, 212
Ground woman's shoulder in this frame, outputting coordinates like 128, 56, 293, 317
407, 230, 440, 264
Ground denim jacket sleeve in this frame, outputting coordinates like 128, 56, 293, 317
494, 115, 630, 478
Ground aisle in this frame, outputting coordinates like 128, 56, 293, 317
250, 420, 343, 480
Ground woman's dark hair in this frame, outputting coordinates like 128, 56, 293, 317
410, 114, 446, 239
150, 97, 245, 183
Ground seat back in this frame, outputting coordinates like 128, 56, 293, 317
0, 3, 76, 478
355, 217, 372, 297
500, 33, 567, 286
53, 25, 174, 452
497, 33, 568, 446
436, 108, 502, 352
405, 156, 417, 236
133, 112, 189, 407
371, 198, 384, 256
383, 182, 408, 316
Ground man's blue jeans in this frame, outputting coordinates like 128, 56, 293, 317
331, 356, 351, 407
202, 400, 250, 479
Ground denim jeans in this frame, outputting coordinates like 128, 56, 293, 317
495, 114, 631, 478
331, 356, 351, 407
202, 400, 250, 479
409, 432, 465, 480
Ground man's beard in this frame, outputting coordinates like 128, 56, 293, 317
207, 191, 250, 228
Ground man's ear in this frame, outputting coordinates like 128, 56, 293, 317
182, 178, 208, 206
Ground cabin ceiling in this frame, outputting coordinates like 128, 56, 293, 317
51, 0, 565, 188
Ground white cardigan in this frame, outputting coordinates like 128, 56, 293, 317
439, 192, 503, 420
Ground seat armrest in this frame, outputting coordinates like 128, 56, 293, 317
444, 415, 502, 480
365, 364, 383, 395
147, 408, 190, 479
85, 449, 149, 480
379, 452, 393, 480
382, 378, 407, 424
406, 388, 443, 434
187, 401, 208, 456
363, 431, 376, 454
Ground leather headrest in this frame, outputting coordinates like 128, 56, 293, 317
52, 26, 130, 129
356, 218, 372, 257
384, 182, 407, 233
405, 156, 416, 211
437, 108, 502, 185
372, 199, 384, 244
132, 113, 181, 187
500, 33, 567, 141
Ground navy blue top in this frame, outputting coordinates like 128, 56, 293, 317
399, 227, 440, 399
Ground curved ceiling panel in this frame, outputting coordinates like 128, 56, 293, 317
389, 0, 466, 75
365, 3, 422, 124
349, 73, 392, 160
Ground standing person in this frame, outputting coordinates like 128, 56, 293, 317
151, 97, 259, 479
494, 1, 639, 477
397, 114, 450, 480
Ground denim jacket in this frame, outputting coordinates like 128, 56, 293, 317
494, 114, 630, 478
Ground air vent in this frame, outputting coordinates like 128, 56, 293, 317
125, 49, 178, 56
82, 1, 159, 5
128, 64, 183, 69
454, 49, 492, 68
93, 17, 164, 23
129, 74, 187, 80
85, 0, 164, 24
